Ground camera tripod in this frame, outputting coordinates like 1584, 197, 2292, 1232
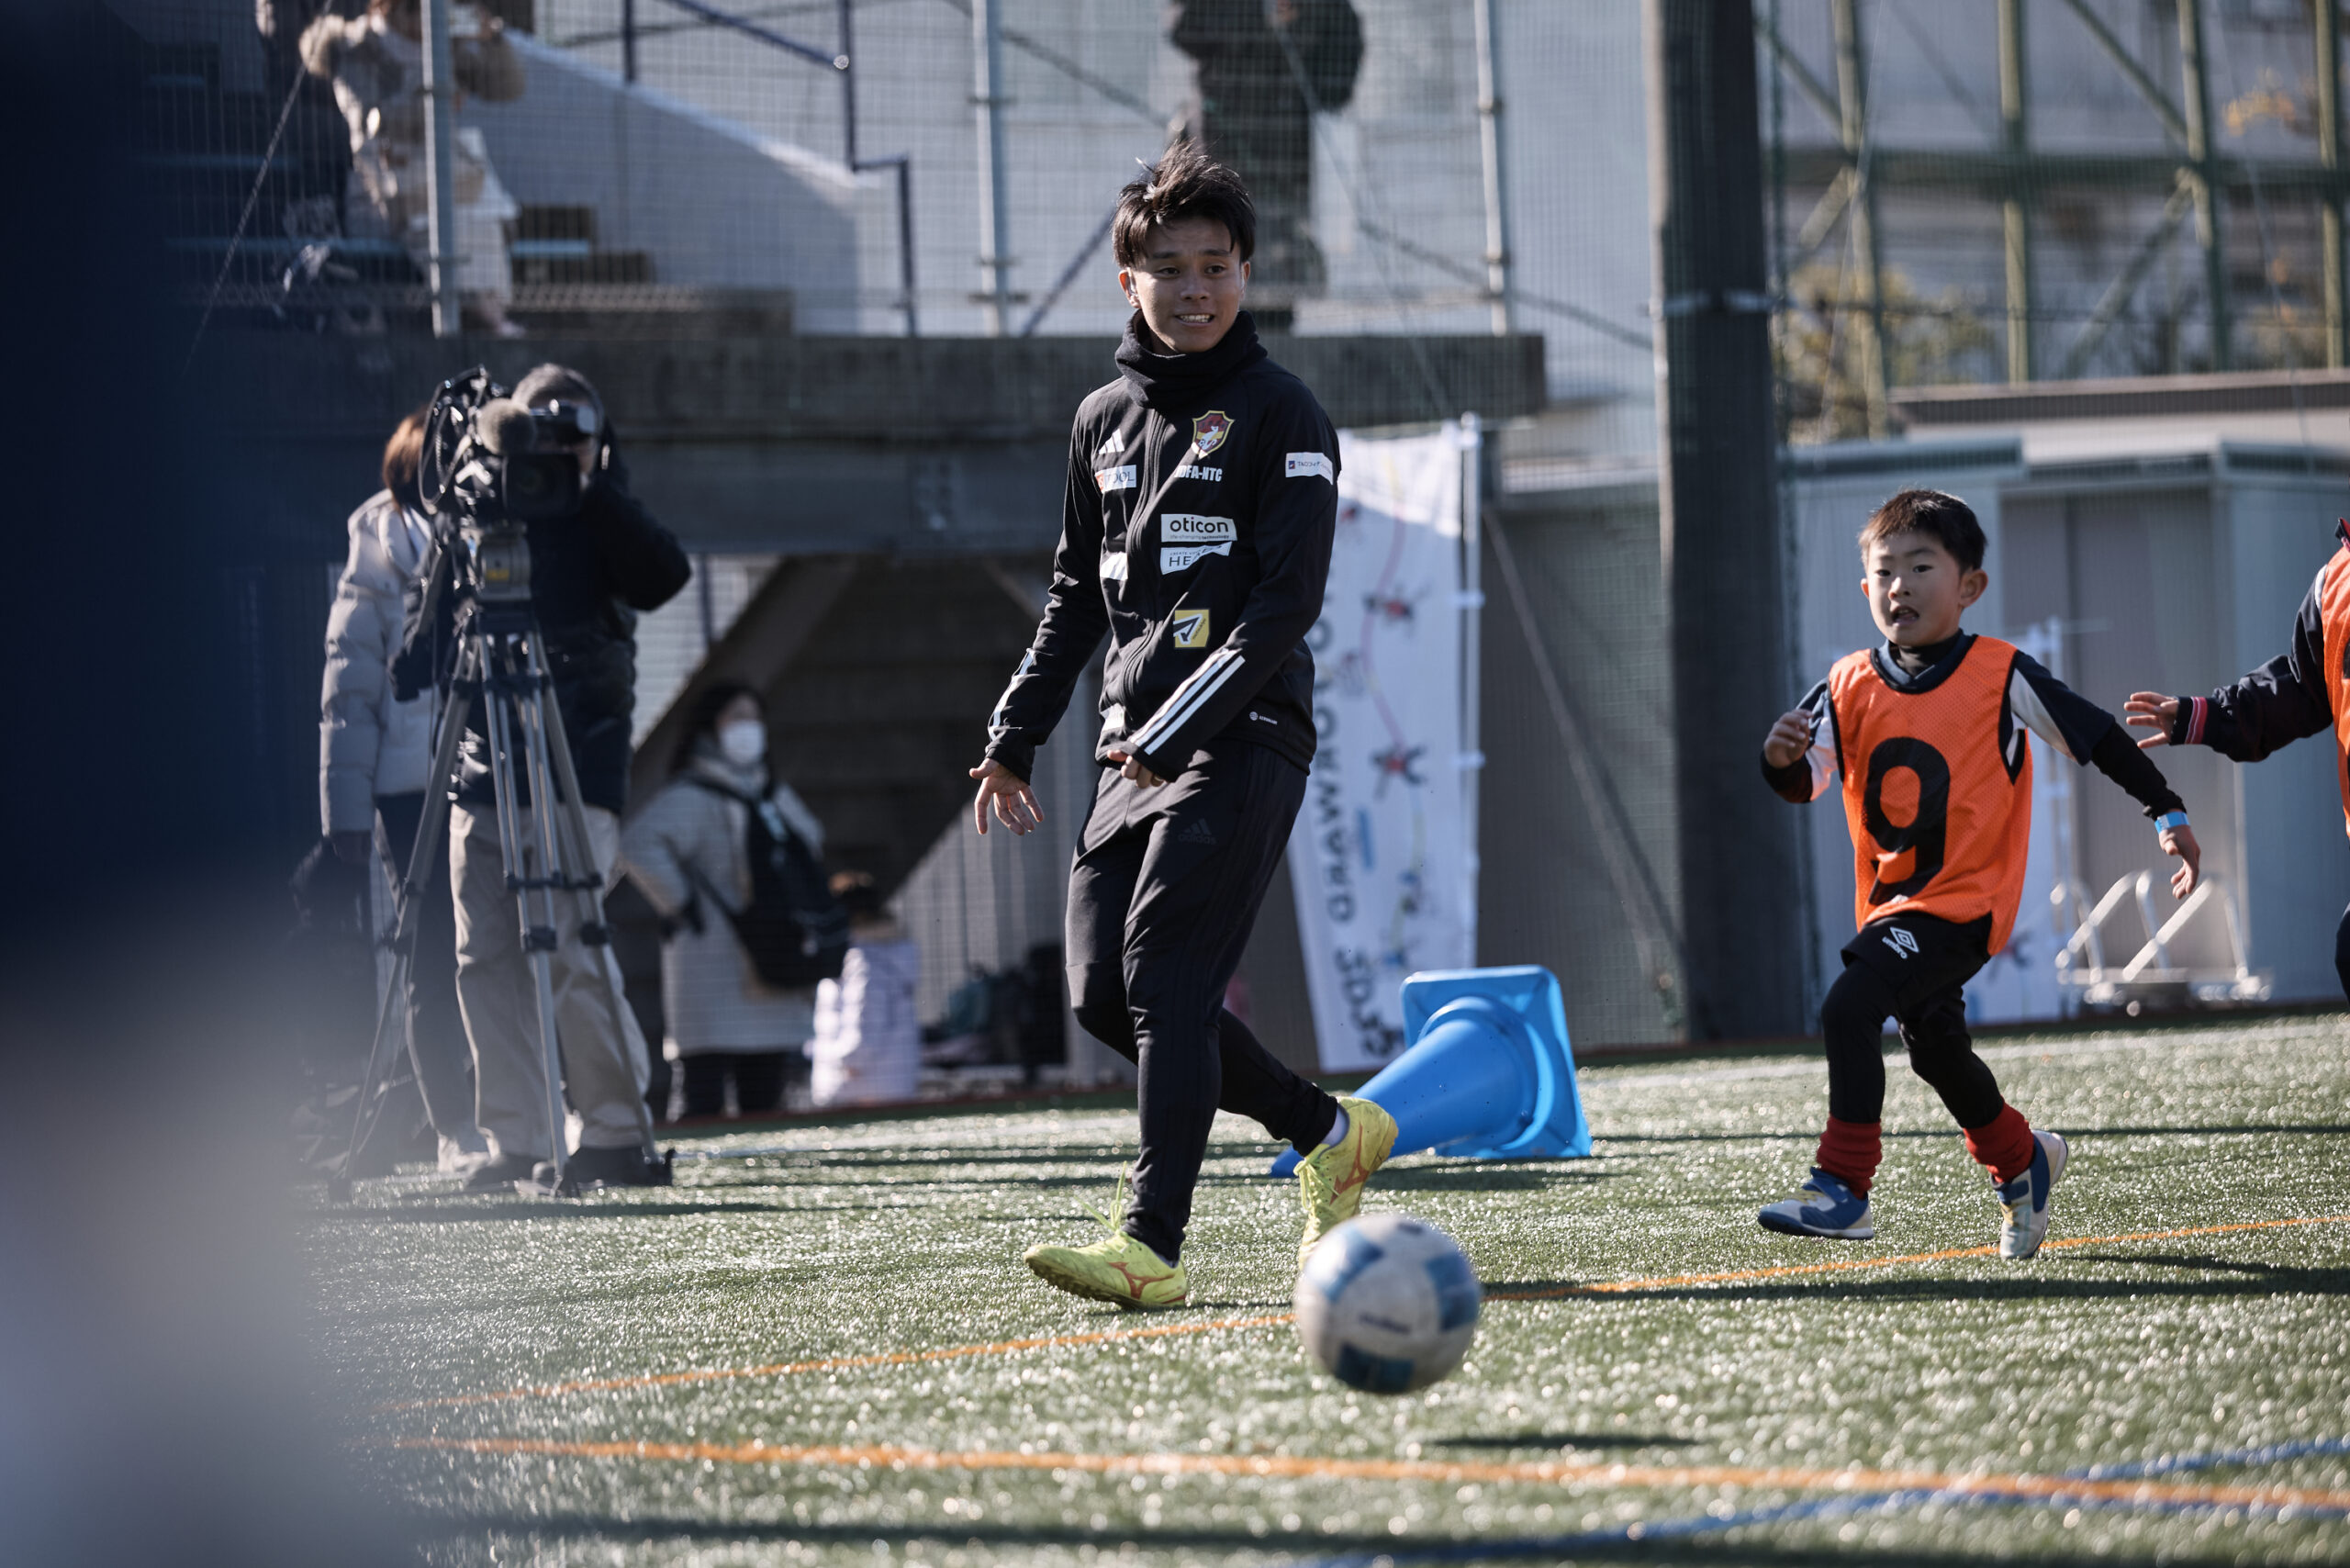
329, 597, 662, 1201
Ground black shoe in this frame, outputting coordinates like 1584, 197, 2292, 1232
534, 1145, 673, 1192
461, 1152, 543, 1193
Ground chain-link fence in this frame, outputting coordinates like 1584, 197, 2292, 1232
128, 0, 1653, 401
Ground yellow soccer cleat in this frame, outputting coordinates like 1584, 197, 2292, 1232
1297, 1095, 1399, 1264
1023, 1229, 1189, 1310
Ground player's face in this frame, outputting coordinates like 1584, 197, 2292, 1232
1862, 531, 1986, 647
1119, 218, 1249, 355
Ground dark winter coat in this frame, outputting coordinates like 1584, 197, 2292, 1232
395, 441, 690, 816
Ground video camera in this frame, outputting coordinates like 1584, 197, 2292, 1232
417, 367, 600, 606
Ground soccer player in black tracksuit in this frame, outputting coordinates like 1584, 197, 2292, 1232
2124, 519, 2350, 1001
969, 143, 1398, 1310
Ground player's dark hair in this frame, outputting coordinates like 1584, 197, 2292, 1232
1113, 140, 1255, 268
382, 405, 429, 511
1861, 488, 1986, 571
829, 869, 888, 923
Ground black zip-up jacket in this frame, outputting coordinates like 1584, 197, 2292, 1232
982, 311, 1339, 782
2165, 524, 2345, 759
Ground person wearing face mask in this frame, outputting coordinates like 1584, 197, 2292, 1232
620, 682, 827, 1120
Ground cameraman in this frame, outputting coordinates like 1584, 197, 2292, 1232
403, 363, 691, 1191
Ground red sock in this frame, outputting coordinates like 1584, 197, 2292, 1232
1815, 1117, 1882, 1197
1964, 1104, 2036, 1185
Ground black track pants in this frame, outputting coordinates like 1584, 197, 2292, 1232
1066, 746, 1338, 1261
1825, 914, 2007, 1130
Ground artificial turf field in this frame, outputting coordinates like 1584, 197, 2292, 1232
310, 1014, 2350, 1566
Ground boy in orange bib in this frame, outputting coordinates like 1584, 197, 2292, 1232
2123, 519, 2350, 1002
1760, 490, 2200, 1259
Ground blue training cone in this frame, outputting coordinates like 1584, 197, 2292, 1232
1270, 965, 1589, 1177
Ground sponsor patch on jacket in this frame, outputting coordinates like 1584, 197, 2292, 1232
1161, 542, 1233, 574
1095, 465, 1137, 493
1192, 410, 1233, 456
1285, 451, 1335, 482
1161, 512, 1237, 543
1170, 609, 1212, 648
1175, 464, 1223, 482
1099, 550, 1128, 581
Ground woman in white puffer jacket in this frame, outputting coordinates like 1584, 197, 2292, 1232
621, 682, 826, 1119
318, 409, 486, 1169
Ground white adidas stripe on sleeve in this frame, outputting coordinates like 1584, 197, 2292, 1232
1126, 647, 1242, 754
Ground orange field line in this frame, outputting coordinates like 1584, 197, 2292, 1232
380, 1214, 2350, 1413
387, 1434, 2350, 1514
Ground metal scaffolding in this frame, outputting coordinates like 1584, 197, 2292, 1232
1761, 0, 2350, 414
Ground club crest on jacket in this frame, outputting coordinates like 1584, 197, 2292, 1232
1191, 410, 1233, 456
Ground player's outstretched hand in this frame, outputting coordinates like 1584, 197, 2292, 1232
969, 758, 1043, 837
2122, 691, 2177, 749
1762, 710, 1814, 768
2161, 822, 2201, 899
1105, 749, 1166, 788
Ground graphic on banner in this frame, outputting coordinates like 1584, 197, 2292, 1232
1286, 422, 1473, 1072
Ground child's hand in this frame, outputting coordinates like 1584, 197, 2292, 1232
2161, 823, 2200, 899
1762, 710, 1814, 768
2122, 691, 2177, 749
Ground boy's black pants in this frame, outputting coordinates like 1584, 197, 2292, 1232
1067, 745, 1338, 1261
1824, 913, 2007, 1129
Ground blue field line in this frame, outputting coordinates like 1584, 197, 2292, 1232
2072, 1433, 2350, 1482
1291, 1436, 2350, 1567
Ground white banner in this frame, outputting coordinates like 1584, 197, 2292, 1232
1287, 422, 1476, 1071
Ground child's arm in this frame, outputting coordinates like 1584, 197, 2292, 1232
2008, 653, 2200, 897
2122, 568, 2332, 761
1760, 681, 1837, 804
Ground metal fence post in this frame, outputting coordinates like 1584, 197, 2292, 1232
1644, 0, 1805, 1040
2319, 0, 2345, 368
420, 0, 461, 338
973, 0, 1013, 334
2178, 0, 2231, 370
1472, 0, 1515, 336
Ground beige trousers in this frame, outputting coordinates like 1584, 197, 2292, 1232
452, 801, 651, 1160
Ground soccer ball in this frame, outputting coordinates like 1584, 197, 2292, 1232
1293, 1213, 1481, 1394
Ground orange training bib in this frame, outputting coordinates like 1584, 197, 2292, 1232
1829, 635, 2031, 952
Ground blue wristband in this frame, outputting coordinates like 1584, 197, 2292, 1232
2154, 811, 2189, 834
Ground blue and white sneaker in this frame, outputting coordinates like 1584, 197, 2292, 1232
1757, 1169, 1874, 1239
1995, 1130, 2068, 1260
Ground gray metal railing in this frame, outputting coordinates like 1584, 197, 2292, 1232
619, 0, 918, 335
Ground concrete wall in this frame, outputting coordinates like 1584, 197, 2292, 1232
194, 328, 1544, 557
469, 36, 864, 320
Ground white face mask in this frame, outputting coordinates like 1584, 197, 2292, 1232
717, 719, 767, 767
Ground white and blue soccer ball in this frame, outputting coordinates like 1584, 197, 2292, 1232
1294, 1213, 1481, 1394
